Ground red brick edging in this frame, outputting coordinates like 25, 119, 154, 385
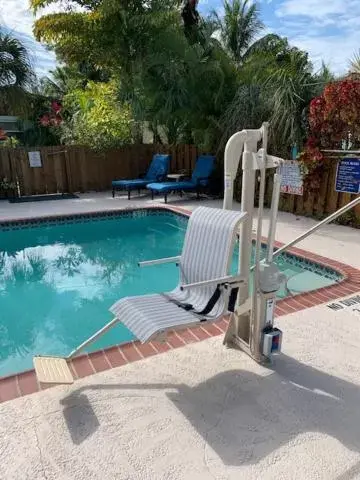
0, 205, 359, 404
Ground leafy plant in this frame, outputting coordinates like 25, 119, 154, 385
299, 79, 360, 190
60, 80, 133, 150
0, 177, 17, 191
0, 136, 20, 148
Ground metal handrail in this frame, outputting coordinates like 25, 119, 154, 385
251, 196, 360, 268
272, 196, 360, 260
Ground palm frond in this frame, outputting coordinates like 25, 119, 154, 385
349, 50, 360, 74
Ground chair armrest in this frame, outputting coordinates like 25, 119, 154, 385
138, 256, 181, 267
180, 275, 244, 290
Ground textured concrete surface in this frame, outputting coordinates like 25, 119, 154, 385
1, 192, 360, 479
2, 298, 360, 480
1, 191, 359, 268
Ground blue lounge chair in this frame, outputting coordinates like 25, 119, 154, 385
147, 155, 215, 203
112, 154, 171, 199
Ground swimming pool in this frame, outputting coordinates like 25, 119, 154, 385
0, 208, 342, 377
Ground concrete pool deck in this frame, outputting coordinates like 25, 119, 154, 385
2, 299, 360, 479
1, 192, 360, 478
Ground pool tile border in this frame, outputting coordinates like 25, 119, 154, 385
1, 204, 359, 404
0, 204, 189, 230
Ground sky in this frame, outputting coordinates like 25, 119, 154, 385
1, 0, 358, 78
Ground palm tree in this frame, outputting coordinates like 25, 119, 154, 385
211, 0, 264, 63
40, 63, 109, 98
40, 66, 77, 98
0, 30, 34, 114
349, 50, 360, 74
219, 36, 324, 154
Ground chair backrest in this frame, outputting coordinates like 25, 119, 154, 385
191, 155, 215, 186
180, 207, 247, 286
145, 154, 171, 181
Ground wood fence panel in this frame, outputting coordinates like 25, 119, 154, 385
19, 149, 33, 195
67, 147, 81, 192
184, 144, 190, 174
314, 167, 330, 217
0, 144, 358, 226
325, 162, 339, 214
42, 147, 56, 194
303, 189, 315, 216
0, 149, 12, 180
338, 191, 352, 209
52, 148, 65, 193
169, 145, 177, 173
294, 193, 305, 216
64, 150, 73, 193
190, 145, 197, 172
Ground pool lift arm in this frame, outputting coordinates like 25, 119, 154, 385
223, 123, 286, 362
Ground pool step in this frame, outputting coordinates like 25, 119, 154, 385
33, 356, 74, 384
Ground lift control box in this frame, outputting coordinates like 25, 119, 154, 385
262, 327, 282, 357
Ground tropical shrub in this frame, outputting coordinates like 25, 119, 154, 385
60, 81, 133, 150
300, 79, 360, 189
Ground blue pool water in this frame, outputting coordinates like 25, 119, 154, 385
0, 210, 342, 376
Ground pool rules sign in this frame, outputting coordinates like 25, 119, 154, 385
335, 157, 360, 194
28, 151, 42, 168
280, 161, 303, 195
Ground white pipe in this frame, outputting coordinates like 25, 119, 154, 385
237, 130, 261, 331
180, 274, 244, 291
68, 317, 120, 359
138, 256, 180, 267
223, 131, 247, 210
247, 124, 268, 359
266, 171, 282, 263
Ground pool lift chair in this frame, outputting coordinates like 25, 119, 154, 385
32, 123, 287, 384
33, 123, 360, 385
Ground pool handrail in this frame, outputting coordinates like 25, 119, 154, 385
251, 195, 360, 272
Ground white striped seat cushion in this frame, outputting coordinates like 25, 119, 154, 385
110, 207, 247, 342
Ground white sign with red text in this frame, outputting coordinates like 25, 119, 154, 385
280, 160, 303, 195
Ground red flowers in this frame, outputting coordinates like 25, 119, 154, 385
0, 128, 7, 140
308, 80, 360, 146
51, 100, 62, 114
39, 100, 63, 128
299, 79, 360, 191
39, 113, 50, 127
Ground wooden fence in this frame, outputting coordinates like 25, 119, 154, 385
0, 144, 199, 196
0, 145, 359, 225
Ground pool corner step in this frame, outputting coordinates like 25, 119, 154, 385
33, 356, 74, 384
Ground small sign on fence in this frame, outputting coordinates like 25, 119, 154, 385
335, 157, 360, 194
28, 151, 42, 168
280, 160, 303, 195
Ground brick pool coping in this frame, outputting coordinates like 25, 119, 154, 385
0, 204, 359, 404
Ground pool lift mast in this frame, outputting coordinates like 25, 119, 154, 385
222, 123, 285, 362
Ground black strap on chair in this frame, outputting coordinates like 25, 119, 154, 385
162, 286, 222, 315
228, 287, 239, 313
163, 283, 239, 316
